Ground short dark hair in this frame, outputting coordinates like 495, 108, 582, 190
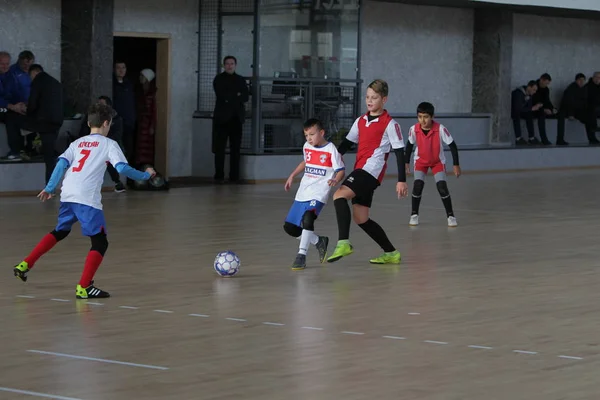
98, 95, 113, 107
527, 80, 538, 88
18, 50, 34, 60
223, 55, 237, 65
29, 64, 43, 73
367, 79, 388, 97
540, 73, 552, 81
303, 118, 324, 132
417, 102, 435, 117
87, 103, 113, 128
576, 73, 586, 80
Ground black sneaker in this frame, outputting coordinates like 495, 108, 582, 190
114, 182, 126, 193
528, 138, 541, 145
76, 284, 110, 299
291, 254, 307, 271
515, 138, 527, 146
315, 236, 329, 264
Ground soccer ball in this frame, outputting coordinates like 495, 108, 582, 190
214, 251, 240, 277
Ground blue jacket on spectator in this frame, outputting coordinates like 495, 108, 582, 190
9, 63, 31, 103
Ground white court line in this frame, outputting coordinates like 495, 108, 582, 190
424, 340, 448, 345
85, 302, 104, 306
0, 386, 83, 400
513, 350, 538, 355
189, 313, 210, 318
559, 355, 584, 360
408, 312, 421, 316
382, 335, 406, 340
119, 306, 139, 310
153, 310, 174, 314
469, 345, 494, 350
16, 295, 36, 299
263, 322, 285, 326
341, 331, 365, 335
26, 350, 169, 371
225, 317, 246, 322
301, 326, 324, 331
50, 299, 70, 303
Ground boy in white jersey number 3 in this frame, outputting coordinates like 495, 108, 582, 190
284, 118, 345, 270
13, 103, 155, 299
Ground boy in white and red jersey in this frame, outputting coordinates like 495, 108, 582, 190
405, 102, 461, 227
284, 118, 345, 270
326, 79, 408, 265
13, 103, 155, 299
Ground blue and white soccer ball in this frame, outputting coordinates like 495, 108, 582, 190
214, 251, 240, 277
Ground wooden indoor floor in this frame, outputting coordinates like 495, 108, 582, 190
1, 170, 600, 400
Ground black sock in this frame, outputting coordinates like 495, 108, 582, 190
411, 195, 421, 215
358, 219, 395, 253
334, 198, 351, 241
442, 196, 454, 217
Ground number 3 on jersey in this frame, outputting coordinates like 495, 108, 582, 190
72, 149, 91, 172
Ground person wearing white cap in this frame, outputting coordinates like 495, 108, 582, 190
135, 68, 157, 167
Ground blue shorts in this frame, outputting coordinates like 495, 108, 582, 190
55, 202, 107, 236
285, 200, 325, 227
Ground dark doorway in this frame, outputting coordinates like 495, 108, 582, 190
113, 37, 157, 84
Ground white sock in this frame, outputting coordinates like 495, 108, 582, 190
299, 230, 319, 255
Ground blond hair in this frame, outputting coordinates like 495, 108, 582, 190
367, 79, 388, 97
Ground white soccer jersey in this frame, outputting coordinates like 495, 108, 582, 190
295, 142, 345, 204
58, 134, 128, 210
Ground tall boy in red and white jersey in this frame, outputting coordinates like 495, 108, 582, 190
404, 102, 461, 227
326, 79, 408, 265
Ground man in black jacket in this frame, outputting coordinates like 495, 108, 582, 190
511, 80, 543, 145
556, 73, 590, 145
531, 73, 556, 145
585, 72, 600, 144
4, 64, 63, 182
212, 55, 249, 183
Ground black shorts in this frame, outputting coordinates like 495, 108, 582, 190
342, 169, 380, 208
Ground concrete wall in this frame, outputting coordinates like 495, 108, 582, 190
361, 2, 474, 113
0, 0, 61, 80
113, 0, 199, 178
511, 13, 600, 107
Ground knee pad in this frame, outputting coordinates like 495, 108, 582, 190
50, 229, 70, 242
436, 180, 450, 198
413, 179, 425, 197
90, 233, 109, 256
283, 222, 302, 238
301, 211, 317, 231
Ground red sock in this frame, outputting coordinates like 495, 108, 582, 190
24, 233, 58, 269
79, 251, 104, 288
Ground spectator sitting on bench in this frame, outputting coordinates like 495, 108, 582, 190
76, 96, 126, 193
556, 73, 592, 146
585, 71, 600, 145
511, 80, 543, 146
3, 64, 63, 183
531, 73, 557, 145
0, 51, 15, 123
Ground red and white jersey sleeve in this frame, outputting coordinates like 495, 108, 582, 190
385, 119, 405, 150
407, 125, 417, 145
439, 123, 454, 145
295, 142, 345, 204
345, 118, 360, 143
59, 135, 125, 210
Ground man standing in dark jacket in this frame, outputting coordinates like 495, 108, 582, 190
511, 80, 543, 146
556, 73, 590, 145
112, 61, 137, 160
212, 55, 249, 183
4, 64, 63, 182
585, 72, 600, 144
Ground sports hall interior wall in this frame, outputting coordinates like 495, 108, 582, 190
1, 0, 600, 191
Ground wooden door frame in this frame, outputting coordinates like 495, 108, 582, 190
113, 31, 171, 177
